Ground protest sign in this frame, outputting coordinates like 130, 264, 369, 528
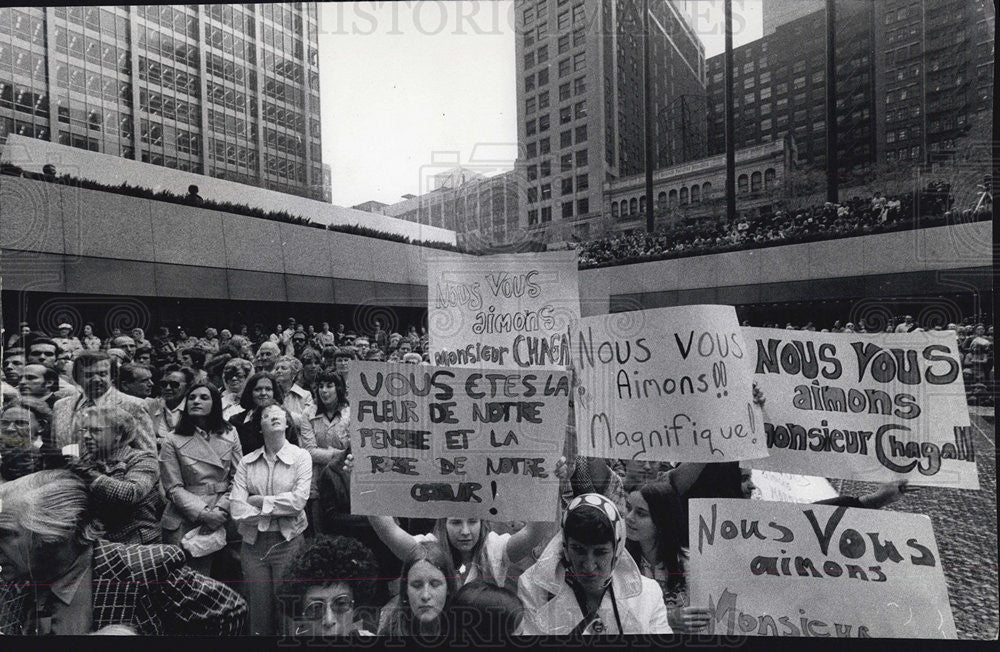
347, 361, 569, 521
427, 251, 580, 369
689, 498, 957, 639
571, 305, 766, 462
742, 328, 977, 489
751, 470, 839, 504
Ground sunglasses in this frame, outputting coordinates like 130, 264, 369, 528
161, 380, 182, 388
302, 596, 354, 619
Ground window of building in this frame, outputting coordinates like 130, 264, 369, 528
737, 174, 748, 195
558, 34, 570, 53
576, 149, 588, 166
559, 82, 571, 101
744, 77, 755, 89
573, 52, 586, 71
540, 159, 551, 176
526, 97, 536, 115
691, 184, 700, 203
761, 118, 772, 131
572, 3, 584, 23
679, 187, 688, 205
776, 82, 788, 95
539, 114, 550, 131
574, 101, 586, 118
527, 141, 537, 157
760, 103, 771, 115
541, 206, 552, 222
750, 171, 762, 193
528, 208, 539, 224
527, 164, 538, 180
524, 52, 535, 68
541, 183, 552, 199
573, 26, 585, 46
558, 10, 570, 31
560, 130, 573, 147
760, 87, 771, 100
629, 198, 638, 214
574, 76, 586, 95
611, 202, 619, 219
536, 43, 549, 62
538, 68, 549, 86
538, 91, 549, 110
576, 173, 588, 190
527, 187, 538, 202
577, 197, 589, 214
560, 106, 572, 124
539, 137, 550, 154
575, 124, 587, 142
764, 168, 775, 190
561, 152, 573, 171
559, 58, 572, 77
561, 177, 573, 194
525, 74, 536, 92
793, 76, 806, 90
526, 119, 537, 136
743, 92, 754, 104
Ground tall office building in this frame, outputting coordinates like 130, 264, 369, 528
705, 1, 877, 180
0, 4, 324, 200
516, 0, 706, 241
874, 0, 994, 166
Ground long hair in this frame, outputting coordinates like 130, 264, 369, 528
174, 382, 228, 436
311, 369, 348, 420
624, 481, 686, 593
239, 371, 285, 410
379, 541, 458, 636
430, 518, 494, 585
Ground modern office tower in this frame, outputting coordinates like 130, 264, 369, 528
0, 4, 325, 200
515, 0, 706, 241
705, 1, 877, 182
381, 169, 522, 248
873, 0, 994, 166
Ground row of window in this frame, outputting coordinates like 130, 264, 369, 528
525, 76, 585, 114
525, 125, 587, 159
139, 88, 199, 126
0, 80, 48, 117
205, 25, 257, 64
138, 26, 199, 69
205, 51, 251, 86
55, 65, 132, 106
207, 108, 254, 139
0, 7, 45, 46
136, 5, 197, 40
526, 197, 590, 225
139, 56, 200, 97
204, 3, 255, 36
0, 44, 46, 83
53, 28, 130, 73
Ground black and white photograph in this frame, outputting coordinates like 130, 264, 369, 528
0, 0, 995, 643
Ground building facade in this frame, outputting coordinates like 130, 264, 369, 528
604, 137, 793, 234
382, 169, 522, 249
515, 0, 706, 242
705, 1, 877, 183
0, 3, 325, 200
873, 0, 994, 166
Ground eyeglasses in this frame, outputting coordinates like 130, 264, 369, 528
161, 380, 182, 388
224, 372, 247, 380
302, 596, 354, 619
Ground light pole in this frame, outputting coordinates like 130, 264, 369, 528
643, 0, 655, 232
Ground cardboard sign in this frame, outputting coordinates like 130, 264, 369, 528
742, 328, 977, 489
347, 361, 569, 521
689, 498, 957, 639
427, 251, 580, 369
571, 305, 766, 462
751, 470, 839, 504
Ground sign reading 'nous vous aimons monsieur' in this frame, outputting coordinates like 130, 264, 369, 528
347, 361, 569, 521
689, 499, 956, 639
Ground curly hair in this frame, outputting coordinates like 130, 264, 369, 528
279, 535, 379, 609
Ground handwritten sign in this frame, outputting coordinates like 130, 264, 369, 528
742, 328, 977, 489
427, 251, 580, 369
751, 470, 838, 504
571, 305, 766, 462
689, 498, 957, 639
347, 361, 569, 521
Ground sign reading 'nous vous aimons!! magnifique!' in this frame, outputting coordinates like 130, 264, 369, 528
348, 361, 568, 521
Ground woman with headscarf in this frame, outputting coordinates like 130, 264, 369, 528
517, 493, 670, 635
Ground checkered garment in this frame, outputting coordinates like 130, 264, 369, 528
0, 541, 246, 635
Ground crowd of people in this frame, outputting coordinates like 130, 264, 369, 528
0, 308, 973, 637
576, 187, 990, 268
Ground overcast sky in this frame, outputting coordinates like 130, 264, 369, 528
317, 1, 763, 207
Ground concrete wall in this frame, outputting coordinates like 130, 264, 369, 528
0, 134, 457, 245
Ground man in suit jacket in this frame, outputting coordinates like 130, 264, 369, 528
51, 351, 156, 455
0, 470, 246, 635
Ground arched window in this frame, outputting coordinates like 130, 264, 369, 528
668, 189, 678, 208
691, 184, 700, 203
764, 168, 776, 190
611, 201, 619, 218
738, 174, 749, 195
620, 200, 628, 217
680, 187, 689, 205
751, 171, 762, 194
639, 195, 647, 214
657, 191, 667, 209
702, 181, 712, 200
629, 197, 638, 215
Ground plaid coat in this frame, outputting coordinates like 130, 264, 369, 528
0, 541, 247, 635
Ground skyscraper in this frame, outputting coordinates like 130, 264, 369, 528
516, 0, 706, 241
0, 4, 324, 200
705, 1, 877, 181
